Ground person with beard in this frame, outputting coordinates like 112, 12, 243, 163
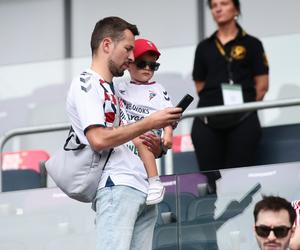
254, 196, 296, 250
66, 16, 182, 250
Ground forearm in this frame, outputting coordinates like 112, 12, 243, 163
290, 226, 300, 250
163, 126, 173, 149
86, 118, 154, 151
256, 89, 268, 101
255, 75, 269, 101
86, 107, 182, 151
135, 141, 157, 177
194, 80, 205, 94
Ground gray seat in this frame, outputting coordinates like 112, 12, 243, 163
153, 220, 218, 250
256, 123, 300, 164
162, 192, 196, 222
2, 168, 47, 192
187, 195, 217, 222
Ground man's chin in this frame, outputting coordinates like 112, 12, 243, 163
115, 71, 124, 77
111, 69, 125, 77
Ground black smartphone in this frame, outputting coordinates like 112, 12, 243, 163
176, 94, 194, 112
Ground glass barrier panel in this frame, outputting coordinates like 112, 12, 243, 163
173, 162, 300, 250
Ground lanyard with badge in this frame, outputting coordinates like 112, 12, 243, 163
215, 38, 244, 106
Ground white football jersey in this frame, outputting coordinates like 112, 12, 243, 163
115, 79, 173, 124
66, 69, 148, 194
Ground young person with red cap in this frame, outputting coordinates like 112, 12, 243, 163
115, 38, 173, 205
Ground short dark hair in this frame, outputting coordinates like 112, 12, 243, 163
254, 196, 296, 225
207, 0, 241, 14
90, 16, 139, 55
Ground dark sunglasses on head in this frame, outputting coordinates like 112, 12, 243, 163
255, 225, 291, 238
135, 60, 160, 71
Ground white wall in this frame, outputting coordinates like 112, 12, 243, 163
71, 0, 199, 57
0, 0, 199, 65
1, 0, 299, 65
0, 0, 65, 65
203, 0, 300, 37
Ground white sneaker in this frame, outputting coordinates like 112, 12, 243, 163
146, 180, 165, 205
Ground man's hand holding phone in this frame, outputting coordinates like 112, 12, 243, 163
172, 94, 194, 129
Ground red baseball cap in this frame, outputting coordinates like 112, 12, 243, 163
133, 38, 161, 60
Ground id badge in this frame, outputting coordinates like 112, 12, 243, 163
221, 83, 244, 106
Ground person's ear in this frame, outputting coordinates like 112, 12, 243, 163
290, 226, 295, 238
102, 37, 113, 54
234, 7, 240, 19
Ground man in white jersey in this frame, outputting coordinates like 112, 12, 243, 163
115, 38, 173, 205
66, 17, 182, 250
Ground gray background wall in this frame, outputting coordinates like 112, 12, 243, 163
0, 0, 199, 65
1, 0, 300, 66
204, 0, 300, 37
0, 0, 65, 65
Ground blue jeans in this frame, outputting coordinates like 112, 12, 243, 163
95, 186, 158, 250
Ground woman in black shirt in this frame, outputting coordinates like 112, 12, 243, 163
191, 0, 269, 193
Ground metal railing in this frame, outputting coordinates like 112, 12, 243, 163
1, 98, 300, 192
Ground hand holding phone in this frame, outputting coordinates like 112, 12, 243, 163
176, 94, 194, 112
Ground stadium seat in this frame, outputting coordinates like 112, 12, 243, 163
153, 220, 218, 250
1, 150, 49, 192
255, 123, 300, 164
187, 195, 217, 222
2, 169, 46, 192
163, 192, 196, 222
2, 150, 50, 173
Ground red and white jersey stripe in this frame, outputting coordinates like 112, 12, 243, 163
292, 200, 300, 226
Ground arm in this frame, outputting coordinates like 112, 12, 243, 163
192, 41, 206, 95
139, 133, 163, 158
133, 137, 158, 177
251, 40, 269, 101
254, 74, 269, 101
162, 126, 173, 149
86, 107, 182, 152
290, 226, 300, 250
194, 80, 205, 94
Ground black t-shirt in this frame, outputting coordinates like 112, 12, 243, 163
192, 24, 269, 108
